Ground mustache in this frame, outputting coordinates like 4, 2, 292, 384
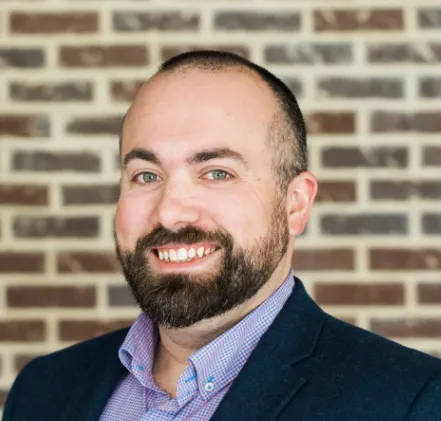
135, 225, 232, 252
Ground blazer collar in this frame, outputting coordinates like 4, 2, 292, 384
60, 277, 324, 421
211, 277, 325, 421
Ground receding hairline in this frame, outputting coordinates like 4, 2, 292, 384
121, 64, 286, 149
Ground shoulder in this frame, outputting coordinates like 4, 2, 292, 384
24, 327, 130, 374
314, 314, 441, 395
2, 327, 130, 420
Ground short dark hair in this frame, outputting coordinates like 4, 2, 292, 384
122, 50, 307, 193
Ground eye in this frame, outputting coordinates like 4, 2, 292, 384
204, 169, 231, 181
133, 172, 160, 184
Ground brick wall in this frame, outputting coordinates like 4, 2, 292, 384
1, 0, 441, 407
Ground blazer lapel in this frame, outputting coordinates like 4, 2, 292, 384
211, 278, 325, 421
60, 332, 128, 421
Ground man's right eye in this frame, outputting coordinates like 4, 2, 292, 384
133, 172, 160, 184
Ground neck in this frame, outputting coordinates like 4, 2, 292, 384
152, 255, 292, 396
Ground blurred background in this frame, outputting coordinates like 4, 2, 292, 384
1, 0, 441, 407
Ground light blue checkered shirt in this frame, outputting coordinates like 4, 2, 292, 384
100, 270, 295, 420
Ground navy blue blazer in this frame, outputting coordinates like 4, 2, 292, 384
3, 278, 441, 421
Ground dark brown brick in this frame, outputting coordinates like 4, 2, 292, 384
306, 112, 355, 134
63, 184, 119, 205
315, 181, 356, 203
0, 48, 44, 68
293, 249, 354, 271
0, 184, 48, 206
7, 286, 96, 308
368, 43, 441, 63
13, 151, 100, 172
10, 12, 98, 34
317, 77, 403, 98
57, 251, 120, 273
15, 354, 39, 372
60, 45, 148, 68
66, 115, 123, 135
422, 214, 441, 234
0, 321, 45, 342
315, 283, 404, 305
321, 214, 407, 235
370, 249, 441, 270
0, 390, 6, 407
111, 80, 143, 102
59, 319, 132, 342
315, 9, 403, 31
113, 11, 199, 32
418, 8, 441, 29
418, 284, 441, 304
108, 285, 137, 307
161, 45, 249, 61
370, 181, 441, 200
322, 147, 408, 168
13, 216, 99, 238
371, 318, 441, 338
423, 147, 441, 166
10, 81, 92, 102
419, 77, 441, 97
265, 43, 352, 64
0, 252, 44, 273
0, 115, 49, 137
215, 12, 300, 31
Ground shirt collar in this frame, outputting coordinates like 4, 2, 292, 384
119, 270, 295, 400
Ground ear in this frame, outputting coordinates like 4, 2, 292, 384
286, 172, 318, 236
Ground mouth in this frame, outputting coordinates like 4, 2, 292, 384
149, 243, 222, 271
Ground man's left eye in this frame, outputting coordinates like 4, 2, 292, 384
205, 170, 231, 180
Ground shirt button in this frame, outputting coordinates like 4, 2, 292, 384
204, 382, 215, 392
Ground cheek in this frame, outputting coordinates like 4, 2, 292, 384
208, 192, 268, 245
115, 196, 153, 249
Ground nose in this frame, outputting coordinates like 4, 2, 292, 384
154, 179, 200, 231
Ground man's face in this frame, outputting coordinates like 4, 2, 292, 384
115, 69, 291, 328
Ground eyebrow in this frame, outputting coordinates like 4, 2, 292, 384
123, 147, 249, 169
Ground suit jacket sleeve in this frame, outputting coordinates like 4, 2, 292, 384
405, 370, 441, 421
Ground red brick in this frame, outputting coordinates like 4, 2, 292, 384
370, 249, 441, 270
59, 320, 132, 342
418, 284, 441, 304
57, 251, 120, 273
315, 9, 403, 32
315, 181, 356, 202
7, 286, 96, 308
371, 318, 441, 338
10, 12, 98, 34
292, 249, 354, 271
0, 115, 49, 137
306, 112, 355, 134
15, 354, 39, 372
60, 45, 148, 68
0, 184, 48, 206
0, 252, 44, 273
0, 321, 45, 342
315, 283, 404, 305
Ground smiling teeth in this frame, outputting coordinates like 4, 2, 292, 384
157, 247, 216, 262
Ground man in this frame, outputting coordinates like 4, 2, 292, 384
3, 51, 441, 421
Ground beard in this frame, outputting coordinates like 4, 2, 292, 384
115, 194, 290, 329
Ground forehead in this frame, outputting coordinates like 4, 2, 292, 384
121, 69, 276, 160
